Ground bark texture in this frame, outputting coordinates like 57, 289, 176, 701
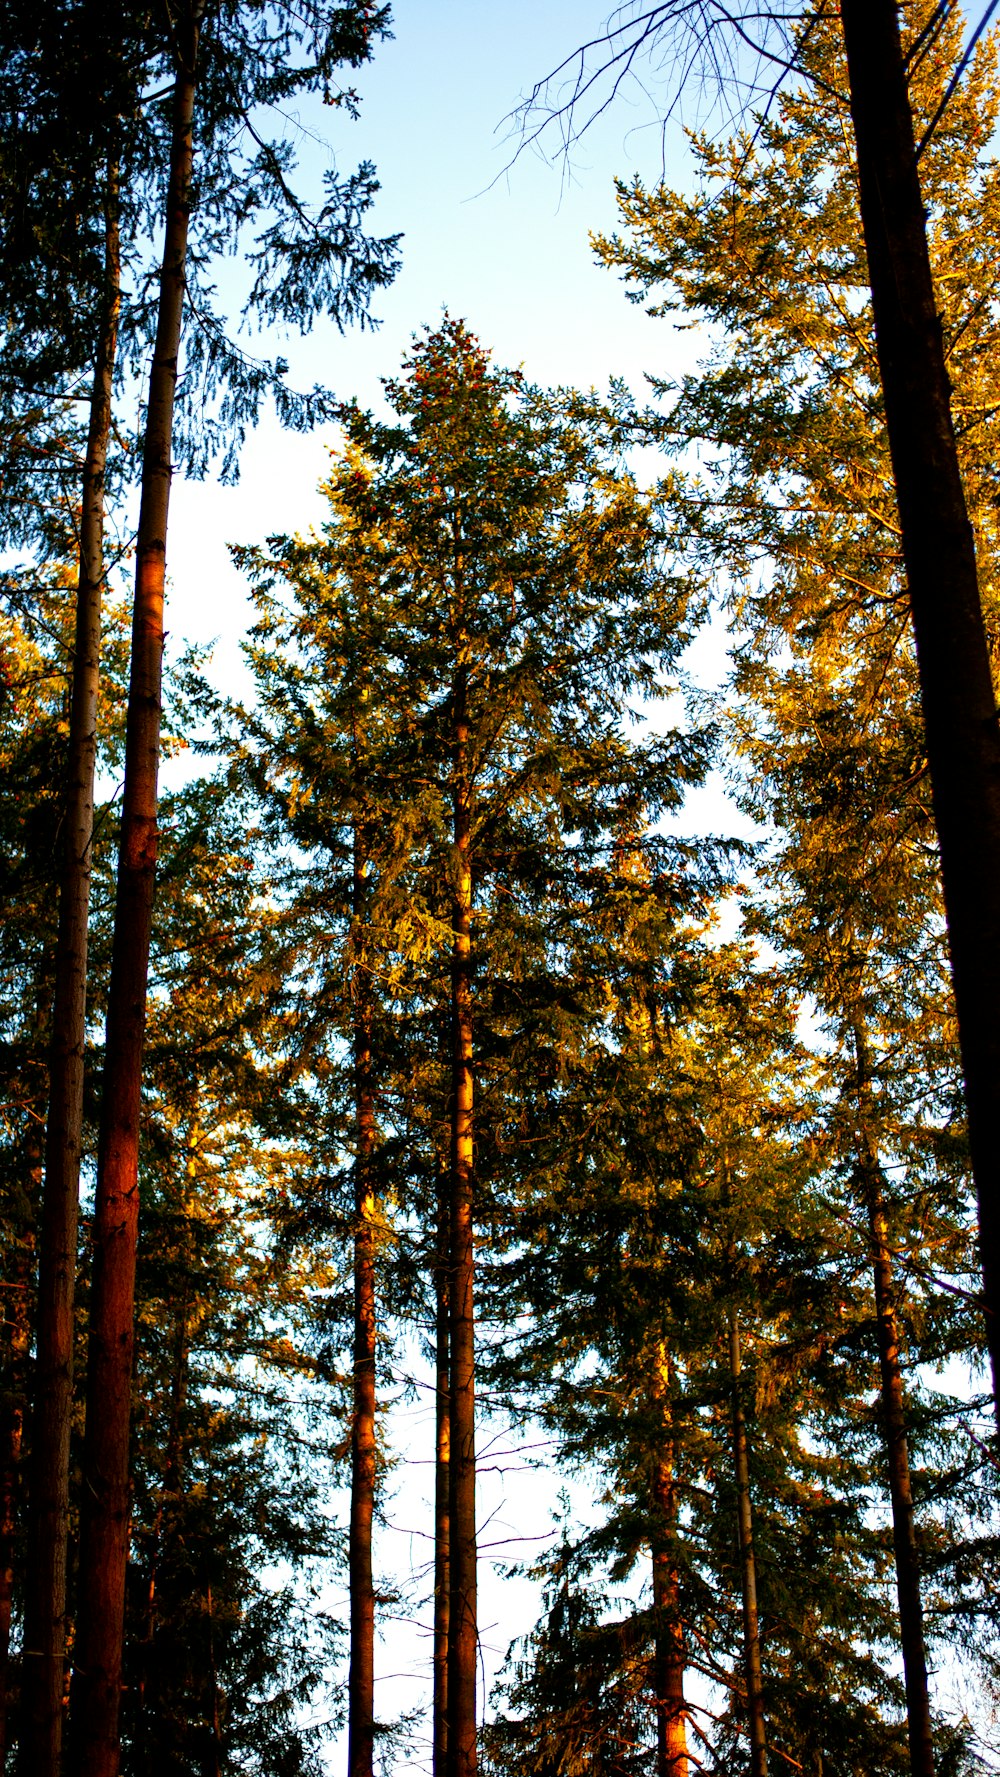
839, 0, 1000, 1421
135, 1297, 189, 1756
651, 1356, 687, 1777
728, 1310, 767, 1777
446, 663, 477, 1777
852, 1021, 936, 1777
69, 24, 200, 1775
19, 152, 121, 1777
434, 1159, 451, 1777
0, 1139, 39, 1770
348, 827, 377, 1777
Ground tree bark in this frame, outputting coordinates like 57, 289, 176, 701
651, 1353, 687, 1777
0, 1272, 29, 1775
348, 824, 377, 1777
69, 20, 201, 1775
135, 1296, 189, 1759
446, 661, 477, 1777
851, 1020, 936, 1777
433, 1156, 450, 1777
839, 0, 1000, 1424
18, 150, 121, 1777
727, 1309, 767, 1777
0, 1132, 41, 1771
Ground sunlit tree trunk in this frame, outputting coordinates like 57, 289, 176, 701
0, 1266, 29, 1772
850, 1018, 936, 1777
446, 660, 477, 1777
0, 1128, 41, 1769
349, 822, 377, 1777
727, 1306, 767, 1777
839, 0, 1000, 1425
433, 1155, 451, 1777
19, 150, 121, 1777
70, 18, 201, 1774
651, 1350, 687, 1777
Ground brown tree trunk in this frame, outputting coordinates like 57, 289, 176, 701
433, 1157, 450, 1777
851, 1021, 936, 1777
839, 0, 1000, 1424
0, 1133, 41, 1771
446, 662, 477, 1777
650, 1353, 687, 1777
0, 1269, 30, 1775
727, 1309, 767, 1777
18, 151, 121, 1777
206, 1583, 222, 1777
348, 825, 377, 1777
69, 21, 201, 1775
136, 1297, 189, 1756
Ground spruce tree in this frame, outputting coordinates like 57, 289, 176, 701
594, 19, 1000, 1748
234, 315, 705, 1774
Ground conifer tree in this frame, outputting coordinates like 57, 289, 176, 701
531, 0, 1000, 1423
119, 769, 346, 1777
0, 563, 130, 1762
63, 7, 398, 1771
234, 315, 704, 1774
594, 21, 1000, 1748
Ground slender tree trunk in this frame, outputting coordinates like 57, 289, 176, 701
446, 662, 477, 1777
136, 1298, 189, 1758
839, 0, 1000, 1423
433, 1156, 450, 1777
651, 1353, 687, 1777
206, 1583, 222, 1777
69, 22, 201, 1775
851, 1020, 936, 1777
0, 1131, 41, 1770
0, 1272, 29, 1775
727, 1308, 767, 1777
348, 826, 377, 1777
19, 151, 121, 1777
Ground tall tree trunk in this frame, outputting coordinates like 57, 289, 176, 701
348, 825, 377, 1777
839, 0, 1000, 1423
851, 1020, 936, 1777
69, 20, 201, 1775
727, 1308, 767, 1777
433, 1156, 450, 1777
19, 150, 121, 1777
651, 1352, 687, 1777
446, 662, 477, 1777
0, 1130, 41, 1770
206, 1583, 222, 1777
136, 1296, 189, 1759
0, 1262, 30, 1775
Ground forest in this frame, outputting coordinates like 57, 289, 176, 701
1, 1, 999, 1774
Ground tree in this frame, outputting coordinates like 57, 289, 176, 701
524, 0, 1000, 1427
118, 769, 346, 1777
0, 558, 130, 1762
233, 314, 705, 1774
590, 23, 1000, 1747
64, 5, 398, 1771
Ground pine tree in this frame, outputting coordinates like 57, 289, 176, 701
555, 0, 1000, 1426
120, 767, 348, 1777
233, 315, 705, 1774
0, 562, 130, 1761
64, 7, 398, 1769
594, 16, 1000, 1748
